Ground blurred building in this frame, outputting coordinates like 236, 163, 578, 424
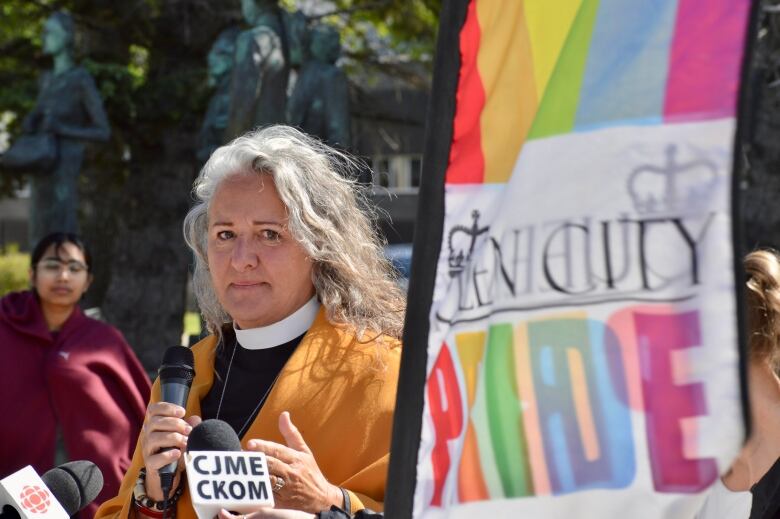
353, 82, 427, 245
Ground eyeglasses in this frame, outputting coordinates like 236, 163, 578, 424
37, 259, 88, 275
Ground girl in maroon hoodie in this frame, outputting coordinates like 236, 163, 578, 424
0, 232, 151, 518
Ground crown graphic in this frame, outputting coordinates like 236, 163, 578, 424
627, 144, 719, 215
447, 210, 489, 277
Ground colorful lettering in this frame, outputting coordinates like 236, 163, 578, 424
485, 324, 534, 496
454, 332, 490, 501
527, 318, 634, 494
634, 311, 718, 492
427, 309, 726, 505
427, 343, 464, 506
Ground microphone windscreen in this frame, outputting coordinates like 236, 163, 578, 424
187, 419, 242, 452
41, 461, 103, 515
159, 346, 195, 382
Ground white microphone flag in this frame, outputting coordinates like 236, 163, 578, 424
185, 451, 274, 519
0, 466, 68, 519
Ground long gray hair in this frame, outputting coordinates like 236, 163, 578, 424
183, 125, 406, 339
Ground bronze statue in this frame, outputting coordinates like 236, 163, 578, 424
225, 0, 289, 139
197, 26, 240, 164
287, 24, 351, 149
4, 11, 110, 244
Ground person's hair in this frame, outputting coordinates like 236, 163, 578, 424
31, 232, 92, 273
48, 11, 75, 51
183, 125, 406, 339
745, 249, 780, 373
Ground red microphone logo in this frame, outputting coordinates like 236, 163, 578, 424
19, 485, 51, 514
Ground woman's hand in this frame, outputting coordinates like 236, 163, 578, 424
139, 402, 202, 501
246, 412, 342, 514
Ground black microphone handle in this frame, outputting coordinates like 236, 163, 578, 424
156, 345, 195, 499
158, 377, 192, 483
161, 379, 191, 411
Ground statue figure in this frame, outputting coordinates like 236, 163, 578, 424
225, 0, 289, 139
287, 24, 351, 149
197, 26, 240, 164
4, 11, 110, 244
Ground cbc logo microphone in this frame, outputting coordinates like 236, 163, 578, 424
19, 485, 52, 514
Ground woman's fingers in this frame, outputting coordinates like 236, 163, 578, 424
143, 447, 182, 471
143, 406, 193, 442
146, 402, 186, 419
147, 415, 193, 434
263, 455, 288, 481
145, 430, 189, 452
246, 439, 298, 465
140, 408, 199, 501
247, 413, 310, 461
277, 412, 310, 454
140, 404, 193, 468
186, 414, 203, 428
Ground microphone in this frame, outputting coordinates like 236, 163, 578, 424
157, 346, 196, 498
184, 420, 273, 519
0, 461, 103, 519
187, 419, 242, 452
42, 461, 104, 516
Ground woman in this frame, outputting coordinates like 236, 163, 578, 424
96, 126, 406, 519
0, 232, 151, 519
19, 10, 110, 242
696, 249, 780, 518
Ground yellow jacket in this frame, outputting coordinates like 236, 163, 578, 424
95, 309, 401, 519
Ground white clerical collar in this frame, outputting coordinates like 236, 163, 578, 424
233, 296, 320, 350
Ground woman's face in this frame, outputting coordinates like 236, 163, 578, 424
42, 17, 69, 56
31, 242, 91, 308
207, 173, 315, 329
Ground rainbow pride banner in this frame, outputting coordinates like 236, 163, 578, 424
387, 0, 756, 518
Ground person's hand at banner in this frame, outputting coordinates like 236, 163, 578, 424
246, 412, 343, 514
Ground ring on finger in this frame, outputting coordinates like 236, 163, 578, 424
272, 475, 285, 493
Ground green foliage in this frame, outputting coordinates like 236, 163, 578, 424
0, 245, 30, 296
287, 0, 440, 86
128, 45, 150, 88
342, 0, 440, 62
82, 59, 144, 122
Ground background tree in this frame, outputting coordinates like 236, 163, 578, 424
0, 0, 439, 374
741, 0, 780, 250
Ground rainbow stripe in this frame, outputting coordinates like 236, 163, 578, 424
446, 0, 751, 185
